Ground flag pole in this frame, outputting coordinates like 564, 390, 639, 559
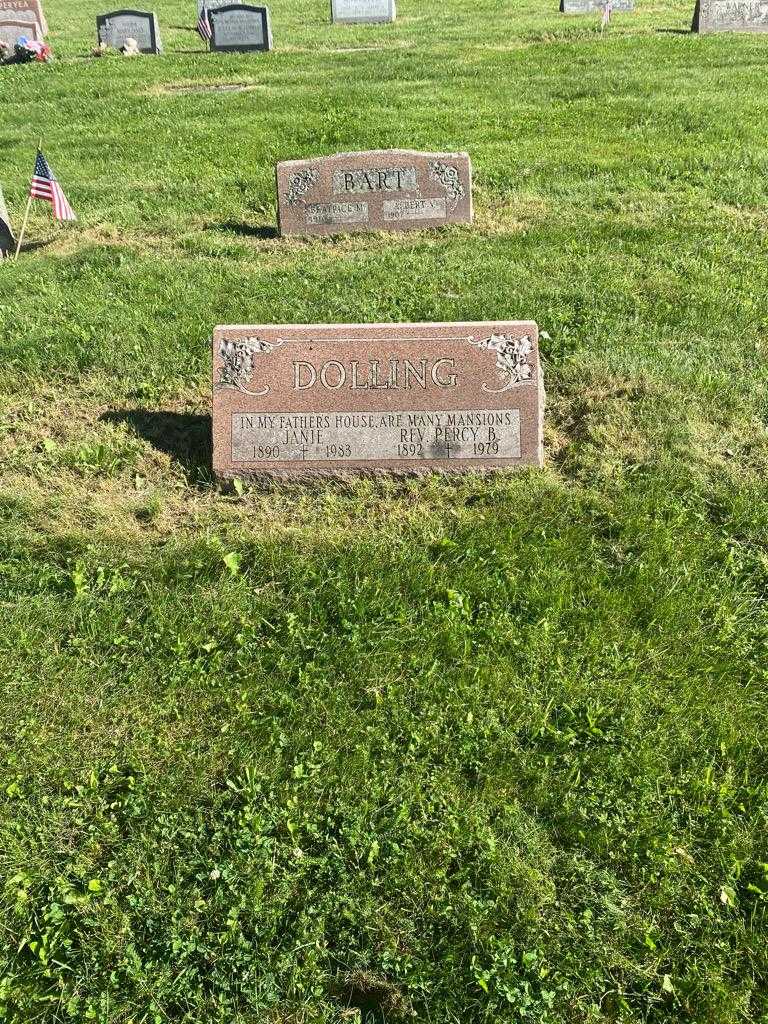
14, 136, 43, 262
13, 196, 33, 261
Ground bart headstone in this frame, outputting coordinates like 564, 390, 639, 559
692, 0, 768, 31
0, 184, 15, 258
209, 3, 272, 50
0, 0, 47, 34
212, 320, 544, 479
276, 150, 473, 237
331, 0, 395, 23
96, 10, 163, 53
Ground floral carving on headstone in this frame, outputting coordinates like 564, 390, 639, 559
429, 161, 465, 210
216, 337, 283, 397
285, 169, 319, 206
470, 334, 534, 393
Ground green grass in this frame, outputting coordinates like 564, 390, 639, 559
2, 0, 768, 1021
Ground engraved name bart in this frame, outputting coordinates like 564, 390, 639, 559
293, 357, 458, 390
334, 166, 417, 194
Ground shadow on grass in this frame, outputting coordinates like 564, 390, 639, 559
210, 222, 279, 240
655, 27, 693, 33
17, 239, 56, 256
100, 409, 211, 480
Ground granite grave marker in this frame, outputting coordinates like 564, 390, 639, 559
212, 320, 544, 479
692, 0, 768, 31
0, 15, 40, 44
198, 0, 241, 11
209, 3, 272, 51
97, 9, 162, 53
276, 150, 473, 237
331, 0, 396, 23
561, 0, 634, 12
0, 0, 47, 35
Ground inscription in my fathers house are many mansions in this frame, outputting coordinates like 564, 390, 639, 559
212, 321, 544, 478
276, 150, 473, 237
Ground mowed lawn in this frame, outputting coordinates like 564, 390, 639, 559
1, 0, 768, 1021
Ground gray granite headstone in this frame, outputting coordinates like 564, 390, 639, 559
692, 0, 768, 30
96, 9, 162, 52
0, 184, 14, 258
561, 0, 633, 10
331, 0, 396, 22
198, 0, 240, 12
209, 3, 272, 50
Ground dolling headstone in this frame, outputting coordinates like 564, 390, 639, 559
211, 320, 544, 479
561, 0, 634, 10
331, 0, 396, 23
0, 15, 40, 44
276, 150, 473, 237
0, 185, 14, 258
96, 10, 162, 53
0, 0, 47, 35
692, 0, 768, 30
209, 3, 272, 51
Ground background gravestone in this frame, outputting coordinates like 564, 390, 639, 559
198, 0, 240, 11
331, 0, 396, 23
209, 3, 272, 51
561, 0, 634, 11
0, 16, 40, 44
277, 150, 473, 237
0, 0, 47, 35
97, 9, 162, 52
692, 0, 768, 30
0, 185, 14, 258
211, 320, 544, 479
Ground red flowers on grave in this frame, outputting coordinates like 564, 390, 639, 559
0, 37, 52, 64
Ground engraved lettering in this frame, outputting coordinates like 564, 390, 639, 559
333, 166, 417, 195
431, 358, 458, 388
403, 360, 427, 389
231, 408, 522, 463
294, 361, 317, 390
320, 360, 346, 389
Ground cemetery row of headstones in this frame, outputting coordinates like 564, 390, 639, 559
3, 0, 767, 53
96, 1, 396, 55
4, 0, 768, 478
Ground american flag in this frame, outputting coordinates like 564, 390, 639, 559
30, 150, 76, 221
197, 2, 212, 40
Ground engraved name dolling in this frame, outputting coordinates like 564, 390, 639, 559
292, 357, 458, 390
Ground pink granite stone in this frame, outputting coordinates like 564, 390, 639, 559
0, 0, 47, 35
276, 150, 473, 238
0, 14, 41, 42
212, 321, 544, 479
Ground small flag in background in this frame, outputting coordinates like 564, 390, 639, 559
30, 150, 76, 221
198, 2, 212, 40
601, 0, 612, 30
